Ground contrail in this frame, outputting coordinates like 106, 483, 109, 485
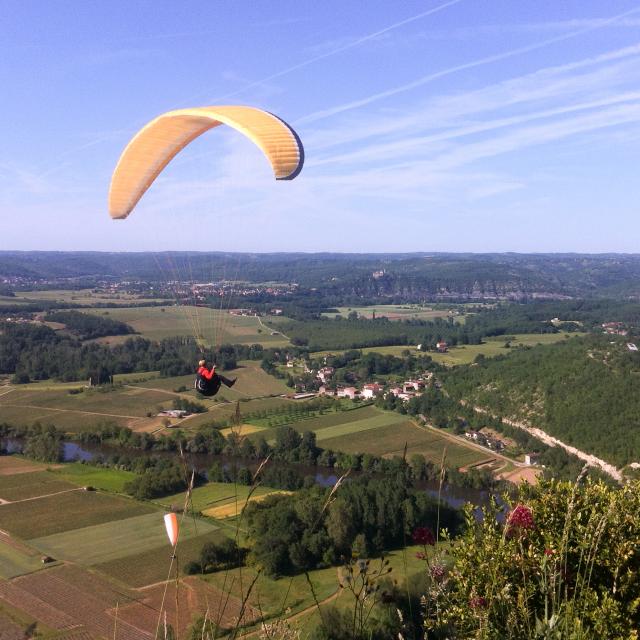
209, 0, 464, 102
35, 0, 464, 177
297, 4, 640, 124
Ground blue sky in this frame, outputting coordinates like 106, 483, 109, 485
2, 0, 640, 252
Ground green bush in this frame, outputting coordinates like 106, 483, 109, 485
422, 477, 640, 639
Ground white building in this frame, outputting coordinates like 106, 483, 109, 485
337, 386, 358, 399
361, 383, 383, 399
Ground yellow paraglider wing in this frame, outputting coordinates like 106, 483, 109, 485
108, 106, 304, 219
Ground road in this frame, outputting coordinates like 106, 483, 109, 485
469, 404, 623, 482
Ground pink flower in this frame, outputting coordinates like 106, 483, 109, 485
506, 504, 535, 536
430, 563, 446, 581
415, 551, 427, 560
412, 527, 436, 546
544, 548, 554, 556
469, 596, 487, 609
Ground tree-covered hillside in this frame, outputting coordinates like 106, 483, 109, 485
444, 335, 640, 467
6, 251, 640, 299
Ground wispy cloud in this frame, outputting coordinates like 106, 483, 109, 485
208, 0, 464, 102
298, 5, 640, 124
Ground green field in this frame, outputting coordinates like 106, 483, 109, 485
14, 289, 166, 305
30, 511, 218, 565
313, 412, 407, 442
430, 333, 582, 366
313, 333, 581, 365
0, 385, 173, 431
0, 490, 155, 539
50, 463, 137, 493
128, 361, 290, 404
94, 531, 228, 587
323, 305, 462, 322
256, 404, 380, 440
158, 482, 273, 513
312, 345, 423, 358
0, 539, 53, 579
322, 420, 488, 467
85, 305, 291, 346
0, 472, 77, 501
1, 387, 170, 414
0, 360, 290, 433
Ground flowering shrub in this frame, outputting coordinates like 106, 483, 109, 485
412, 526, 436, 546
422, 477, 640, 639
505, 503, 535, 536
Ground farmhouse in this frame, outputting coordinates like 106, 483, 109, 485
317, 367, 335, 383
157, 409, 189, 418
230, 308, 257, 316
337, 386, 358, 399
403, 379, 424, 392
525, 453, 541, 466
318, 385, 335, 396
436, 341, 448, 352
602, 322, 628, 336
361, 383, 383, 399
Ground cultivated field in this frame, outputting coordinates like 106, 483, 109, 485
0, 456, 60, 476
0, 358, 291, 433
159, 482, 274, 514
14, 288, 165, 306
85, 305, 291, 346
0, 535, 51, 579
94, 531, 225, 588
312, 333, 580, 365
0, 385, 173, 431
256, 404, 380, 439
0, 471, 77, 501
202, 490, 291, 519
116, 576, 258, 636
0, 490, 154, 539
30, 512, 218, 565
323, 304, 462, 321
321, 419, 488, 468
3, 563, 153, 639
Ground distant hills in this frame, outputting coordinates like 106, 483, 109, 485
4, 251, 640, 300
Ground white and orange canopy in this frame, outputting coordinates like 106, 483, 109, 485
109, 105, 304, 220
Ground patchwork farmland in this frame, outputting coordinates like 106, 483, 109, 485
0, 458, 244, 637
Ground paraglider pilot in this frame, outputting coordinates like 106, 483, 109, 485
195, 359, 236, 397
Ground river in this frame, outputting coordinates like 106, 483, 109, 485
1, 437, 493, 514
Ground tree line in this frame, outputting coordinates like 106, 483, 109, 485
44, 310, 133, 340
0, 321, 267, 382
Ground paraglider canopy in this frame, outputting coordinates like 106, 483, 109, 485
108, 105, 304, 219
164, 512, 179, 547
